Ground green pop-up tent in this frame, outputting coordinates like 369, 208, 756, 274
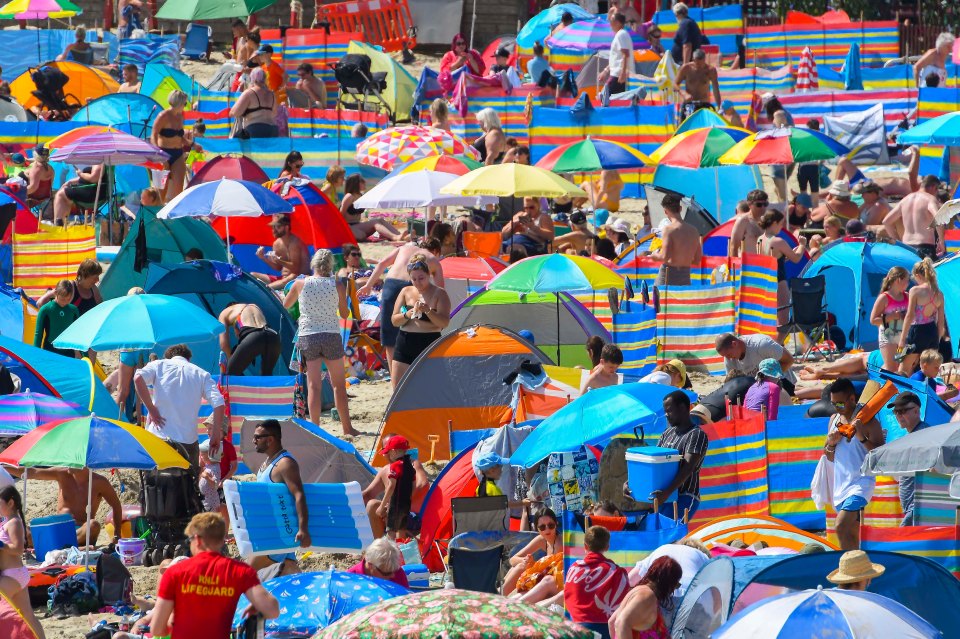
156, 0, 275, 21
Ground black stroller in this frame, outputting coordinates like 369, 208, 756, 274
29, 65, 82, 121
334, 53, 391, 120
138, 443, 204, 566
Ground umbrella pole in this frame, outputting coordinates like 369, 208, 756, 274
20, 468, 26, 518
226, 216, 232, 263
84, 466, 93, 568
556, 293, 561, 365
91, 175, 103, 239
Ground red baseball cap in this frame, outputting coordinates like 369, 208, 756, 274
379, 435, 410, 456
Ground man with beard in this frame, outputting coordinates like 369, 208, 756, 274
252, 214, 310, 290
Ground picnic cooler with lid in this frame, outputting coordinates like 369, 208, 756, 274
30, 514, 75, 559
625, 447, 680, 503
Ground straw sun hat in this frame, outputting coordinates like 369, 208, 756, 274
826, 550, 886, 584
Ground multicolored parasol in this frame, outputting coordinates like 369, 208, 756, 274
650, 126, 752, 168
0, 0, 79, 19
718, 127, 850, 165
440, 163, 587, 198
47, 125, 120, 150
545, 17, 646, 51
488, 253, 624, 294
390, 154, 483, 176
535, 136, 651, 173
315, 588, 594, 639
355, 125, 480, 171
0, 392, 85, 437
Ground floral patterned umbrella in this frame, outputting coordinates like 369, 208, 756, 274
355, 125, 480, 171
312, 588, 594, 639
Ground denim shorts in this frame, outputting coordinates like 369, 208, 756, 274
837, 495, 868, 512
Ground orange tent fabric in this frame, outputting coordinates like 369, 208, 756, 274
10, 62, 119, 111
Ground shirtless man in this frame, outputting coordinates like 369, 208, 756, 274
729, 189, 768, 257
883, 175, 943, 259
252, 214, 310, 290
810, 180, 859, 223
25, 467, 123, 548
357, 237, 444, 364
501, 197, 556, 255
118, 0, 143, 34
675, 49, 721, 121
649, 193, 702, 286
295, 63, 327, 107
857, 182, 890, 228
118, 64, 141, 93
555, 211, 596, 254
218, 302, 281, 376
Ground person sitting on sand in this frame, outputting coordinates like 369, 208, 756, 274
340, 174, 407, 242
251, 214, 310, 291
24, 467, 123, 548
581, 344, 623, 393
347, 538, 409, 587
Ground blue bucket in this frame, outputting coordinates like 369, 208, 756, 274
30, 514, 76, 559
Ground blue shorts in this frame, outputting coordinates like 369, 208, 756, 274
837, 495, 868, 512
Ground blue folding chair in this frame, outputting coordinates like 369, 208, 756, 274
182, 23, 212, 60
448, 426, 495, 458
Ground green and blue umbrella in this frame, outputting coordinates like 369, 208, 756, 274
719, 127, 850, 165
487, 254, 624, 294
535, 136, 651, 173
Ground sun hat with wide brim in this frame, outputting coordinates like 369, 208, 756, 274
826, 550, 886, 584
758, 358, 783, 380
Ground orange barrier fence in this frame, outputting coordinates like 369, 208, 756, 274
316, 0, 416, 52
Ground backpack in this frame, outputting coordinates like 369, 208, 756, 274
96, 552, 133, 607
47, 571, 100, 616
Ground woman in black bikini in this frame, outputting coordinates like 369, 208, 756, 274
36, 258, 103, 316
151, 90, 190, 201
390, 255, 450, 386
339, 174, 405, 242
229, 67, 278, 139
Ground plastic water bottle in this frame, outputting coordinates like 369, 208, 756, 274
330, 407, 340, 423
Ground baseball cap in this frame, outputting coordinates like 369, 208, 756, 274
10, 153, 25, 165
794, 192, 812, 208
257, 43, 274, 54
887, 391, 920, 412
495, 47, 509, 58
379, 434, 410, 456
592, 208, 610, 228
476, 451, 509, 471
569, 210, 587, 226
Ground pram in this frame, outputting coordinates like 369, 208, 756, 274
29, 65, 82, 121
138, 443, 204, 566
334, 53, 391, 120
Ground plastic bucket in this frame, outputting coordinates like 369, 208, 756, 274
118, 538, 147, 566
30, 514, 76, 560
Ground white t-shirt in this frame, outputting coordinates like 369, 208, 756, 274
640, 371, 673, 385
608, 28, 635, 79
630, 544, 710, 597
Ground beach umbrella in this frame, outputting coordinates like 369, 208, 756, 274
515, 3, 594, 49
796, 46, 819, 92
233, 570, 409, 636
354, 169, 496, 209
156, 178, 294, 259
935, 199, 960, 226
156, 0, 275, 21
0, 0, 79, 18
51, 293, 224, 352
862, 421, 959, 476
187, 154, 269, 187
719, 127, 850, 165
0, 414, 188, 563
510, 383, 695, 467
390, 154, 482, 176
713, 586, 941, 639
315, 588, 593, 639
674, 108, 730, 135
0, 392, 85, 437
650, 127, 751, 168
546, 17, 646, 52
440, 163, 587, 198
47, 125, 121, 150
898, 112, 960, 146
356, 125, 480, 171
843, 42, 864, 91
535, 136, 651, 173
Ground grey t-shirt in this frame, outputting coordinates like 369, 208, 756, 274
724, 334, 796, 383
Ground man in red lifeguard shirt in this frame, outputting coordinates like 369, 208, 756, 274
151, 513, 279, 639
563, 525, 630, 626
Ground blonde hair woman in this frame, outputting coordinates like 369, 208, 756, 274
151, 89, 191, 201
474, 108, 506, 165
898, 258, 944, 376
870, 266, 909, 372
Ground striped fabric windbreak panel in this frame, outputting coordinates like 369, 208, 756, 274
744, 20, 898, 69
766, 406, 830, 530
260, 29, 358, 107
736, 253, 778, 337
652, 4, 744, 55
860, 524, 960, 577
13, 224, 95, 300
656, 281, 736, 374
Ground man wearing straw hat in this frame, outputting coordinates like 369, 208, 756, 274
827, 550, 886, 591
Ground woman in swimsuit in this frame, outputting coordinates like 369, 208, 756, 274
914, 32, 954, 88
0, 486, 44, 639
278, 151, 306, 180
756, 209, 807, 333
321, 165, 345, 203
473, 108, 506, 165
340, 174, 405, 242
871, 266, 910, 372
230, 67, 278, 139
218, 302, 282, 376
609, 556, 683, 639
337, 243, 372, 288
36, 258, 103, 316
390, 255, 450, 384
501, 508, 561, 596
151, 89, 191, 201
898, 258, 945, 376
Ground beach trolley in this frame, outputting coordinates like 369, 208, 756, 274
138, 443, 204, 566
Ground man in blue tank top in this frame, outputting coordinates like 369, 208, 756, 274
252, 419, 311, 576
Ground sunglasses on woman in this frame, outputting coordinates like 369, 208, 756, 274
348, 251, 362, 258
538, 522, 556, 531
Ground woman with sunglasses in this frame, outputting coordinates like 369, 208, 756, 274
389, 255, 450, 385
346, 537, 409, 587
279, 151, 306, 180
501, 508, 561, 596
439, 34, 484, 93
337, 243, 373, 289
645, 26, 665, 55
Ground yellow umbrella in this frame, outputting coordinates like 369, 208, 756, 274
439, 163, 588, 198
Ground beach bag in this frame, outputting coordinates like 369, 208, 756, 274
819, 164, 831, 189
293, 369, 307, 419
96, 553, 133, 607
48, 571, 100, 615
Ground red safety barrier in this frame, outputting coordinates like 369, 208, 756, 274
315, 0, 416, 52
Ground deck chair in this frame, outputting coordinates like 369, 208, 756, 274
451, 496, 508, 537
779, 275, 834, 362
68, 48, 94, 64
462, 231, 502, 259
448, 425, 495, 458
88, 42, 110, 65
182, 23, 212, 60
448, 541, 504, 593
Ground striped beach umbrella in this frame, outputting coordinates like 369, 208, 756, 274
49, 129, 168, 166
390, 154, 482, 176
535, 136, 651, 173
0, 0, 79, 19
650, 127, 751, 168
47, 125, 120, 150
795, 46, 819, 91
719, 127, 849, 165
356, 125, 480, 171
0, 392, 85, 437
546, 18, 646, 52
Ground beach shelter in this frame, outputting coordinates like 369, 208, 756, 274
71, 93, 162, 139
0, 335, 115, 417
675, 108, 729, 135
653, 164, 763, 222
0, 590, 35, 639
141, 63, 198, 108
143, 260, 296, 375
0, 187, 39, 283
346, 40, 418, 121
240, 418, 374, 485
800, 241, 918, 350
99, 206, 228, 300
934, 253, 960, 357
374, 325, 552, 465
10, 61, 118, 110
211, 180, 354, 276
684, 515, 836, 551
445, 290, 610, 368
703, 218, 808, 278
0, 281, 36, 343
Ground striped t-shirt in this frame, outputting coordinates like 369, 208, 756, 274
657, 424, 710, 499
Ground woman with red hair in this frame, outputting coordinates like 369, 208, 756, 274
439, 34, 484, 93
609, 556, 683, 639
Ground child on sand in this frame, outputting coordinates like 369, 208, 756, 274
377, 435, 415, 540
580, 344, 623, 393
198, 439, 223, 513
33, 279, 78, 357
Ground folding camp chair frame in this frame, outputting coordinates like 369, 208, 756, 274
778, 276, 836, 363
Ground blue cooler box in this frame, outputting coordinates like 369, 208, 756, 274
30, 513, 76, 560
402, 563, 430, 588
625, 446, 681, 503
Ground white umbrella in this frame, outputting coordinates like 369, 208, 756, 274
354, 170, 497, 209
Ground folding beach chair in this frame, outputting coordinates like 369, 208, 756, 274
462, 231, 502, 259
181, 23, 212, 61
451, 496, 508, 537
779, 275, 835, 362
448, 424, 495, 458
448, 536, 504, 593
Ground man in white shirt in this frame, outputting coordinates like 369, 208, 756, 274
134, 343, 225, 472
598, 13, 634, 96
